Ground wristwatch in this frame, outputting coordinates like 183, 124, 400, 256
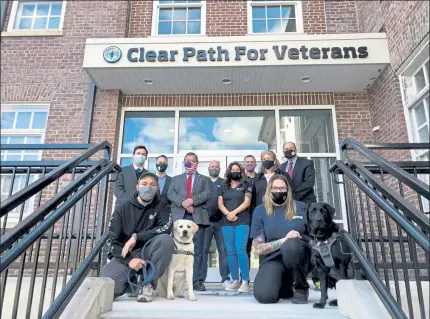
131, 233, 137, 241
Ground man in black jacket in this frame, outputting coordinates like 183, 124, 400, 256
102, 172, 174, 302
204, 160, 230, 288
280, 142, 317, 204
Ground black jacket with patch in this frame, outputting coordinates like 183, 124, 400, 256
108, 192, 172, 265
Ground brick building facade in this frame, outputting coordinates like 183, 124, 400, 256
1, 0, 428, 233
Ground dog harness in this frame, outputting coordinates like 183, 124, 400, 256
311, 232, 339, 268
311, 231, 353, 281
173, 240, 194, 256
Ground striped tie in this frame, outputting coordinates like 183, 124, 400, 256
287, 161, 294, 177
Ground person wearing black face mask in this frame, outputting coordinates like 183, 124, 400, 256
155, 155, 172, 201
280, 142, 316, 204
250, 174, 311, 305
252, 150, 294, 211
218, 162, 253, 293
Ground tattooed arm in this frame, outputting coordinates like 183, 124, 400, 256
253, 234, 287, 256
253, 230, 303, 256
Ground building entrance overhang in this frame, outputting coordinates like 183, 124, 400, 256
83, 34, 390, 94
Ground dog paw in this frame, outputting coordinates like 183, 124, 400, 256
167, 294, 175, 300
188, 294, 198, 301
328, 299, 338, 307
176, 293, 185, 298
313, 302, 326, 309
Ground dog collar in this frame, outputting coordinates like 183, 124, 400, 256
173, 241, 194, 256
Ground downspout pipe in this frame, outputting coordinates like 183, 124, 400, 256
82, 80, 96, 144
1, 0, 8, 31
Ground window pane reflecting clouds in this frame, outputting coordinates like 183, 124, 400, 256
279, 110, 335, 153
178, 110, 276, 151
122, 111, 175, 154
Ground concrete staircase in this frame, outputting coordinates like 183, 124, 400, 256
101, 283, 345, 319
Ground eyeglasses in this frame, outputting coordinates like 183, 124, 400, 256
271, 187, 288, 192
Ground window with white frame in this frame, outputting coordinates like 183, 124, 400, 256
8, 1, 66, 31
400, 57, 429, 154
247, 0, 303, 34
152, 0, 205, 36
400, 46, 429, 212
1, 105, 49, 227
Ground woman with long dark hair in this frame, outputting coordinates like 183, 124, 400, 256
251, 174, 311, 304
218, 162, 253, 293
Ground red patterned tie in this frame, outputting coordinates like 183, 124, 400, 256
288, 161, 294, 177
187, 173, 193, 198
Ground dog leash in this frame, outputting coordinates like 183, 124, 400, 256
126, 241, 158, 294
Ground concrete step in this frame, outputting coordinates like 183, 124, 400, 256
101, 285, 345, 319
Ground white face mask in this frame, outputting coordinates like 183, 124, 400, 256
133, 155, 146, 165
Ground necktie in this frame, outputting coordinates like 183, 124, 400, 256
287, 161, 294, 177
187, 173, 193, 198
136, 168, 141, 179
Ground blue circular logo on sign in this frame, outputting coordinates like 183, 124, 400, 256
103, 46, 122, 63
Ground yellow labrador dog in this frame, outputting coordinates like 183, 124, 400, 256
156, 219, 199, 301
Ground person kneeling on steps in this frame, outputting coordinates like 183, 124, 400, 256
251, 174, 311, 304
102, 172, 174, 302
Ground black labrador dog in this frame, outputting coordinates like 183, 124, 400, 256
307, 202, 352, 309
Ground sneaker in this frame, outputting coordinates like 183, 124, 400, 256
137, 284, 153, 302
225, 280, 241, 291
222, 280, 230, 289
292, 289, 309, 304
238, 281, 250, 293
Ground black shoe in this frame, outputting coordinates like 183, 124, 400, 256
292, 289, 309, 304
193, 283, 206, 291
280, 287, 294, 300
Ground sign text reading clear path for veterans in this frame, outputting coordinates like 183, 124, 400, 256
124, 45, 369, 63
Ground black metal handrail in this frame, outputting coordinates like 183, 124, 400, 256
0, 161, 117, 272
0, 141, 112, 217
332, 161, 429, 253
363, 142, 430, 150
341, 231, 408, 319
347, 160, 429, 234
342, 138, 430, 199
0, 161, 104, 254
42, 231, 111, 319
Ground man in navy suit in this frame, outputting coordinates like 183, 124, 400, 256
113, 145, 148, 207
155, 155, 172, 201
280, 142, 317, 204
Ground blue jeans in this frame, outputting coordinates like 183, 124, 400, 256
203, 223, 230, 283
222, 225, 250, 281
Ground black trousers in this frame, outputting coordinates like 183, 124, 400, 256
253, 238, 311, 304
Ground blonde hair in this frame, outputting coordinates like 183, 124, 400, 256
264, 174, 296, 220
259, 150, 280, 174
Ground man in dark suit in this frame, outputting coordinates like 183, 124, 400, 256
155, 155, 172, 201
280, 142, 317, 204
113, 145, 148, 207
167, 152, 212, 291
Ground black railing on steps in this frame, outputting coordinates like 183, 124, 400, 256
0, 142, 120, 319
332, 138, 429, 319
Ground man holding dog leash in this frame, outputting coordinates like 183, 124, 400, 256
102, 172, 174, 303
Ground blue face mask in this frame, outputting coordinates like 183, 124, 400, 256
133, 155, 146, 165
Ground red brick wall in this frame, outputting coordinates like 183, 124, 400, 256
129, 0, 153, 38
355, 0, 429, 147
128, 0, 327, 37
324, 0, 359, 33
356, 1, 429, 71
206, 0, 247, 36
1, 1, 127, 147
302, 0, 327, 34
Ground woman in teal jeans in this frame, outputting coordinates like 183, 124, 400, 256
218, 162, 252, 293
